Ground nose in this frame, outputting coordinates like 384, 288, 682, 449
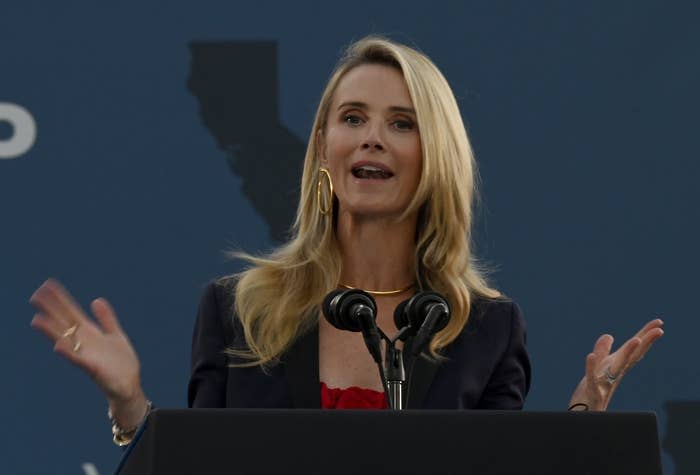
361, 140, 384, 151
360, 125, 385, 152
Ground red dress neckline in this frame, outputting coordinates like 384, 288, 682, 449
320, 382, 388, 409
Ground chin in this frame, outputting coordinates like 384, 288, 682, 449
340, 202, 407, 219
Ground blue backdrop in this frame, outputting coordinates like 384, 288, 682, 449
2, 2, 698, 474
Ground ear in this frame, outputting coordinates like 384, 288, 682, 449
317, 129, 328, 166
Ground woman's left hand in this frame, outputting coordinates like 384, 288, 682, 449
568, 318, 664, 411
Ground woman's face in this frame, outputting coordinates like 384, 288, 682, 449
320, 64, 422, 219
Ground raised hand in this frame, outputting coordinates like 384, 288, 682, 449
569, 318, 664, 411
30, 278, 148, 428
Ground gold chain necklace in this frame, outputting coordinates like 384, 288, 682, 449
338, 282, 415, 296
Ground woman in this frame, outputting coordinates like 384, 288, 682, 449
29, 36, 663, 445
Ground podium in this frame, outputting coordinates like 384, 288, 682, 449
115, 409, 662, 475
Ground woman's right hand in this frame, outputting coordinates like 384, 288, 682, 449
30, 278, 148, 428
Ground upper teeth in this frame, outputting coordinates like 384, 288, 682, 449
357, 166, 383, 172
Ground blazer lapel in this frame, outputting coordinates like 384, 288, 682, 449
404, 338, 440, 409
283, 324, 321, 408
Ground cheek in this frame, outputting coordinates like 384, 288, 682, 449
325, 126, 356, 159
322, 134, 348, 186
409, 162, 423, 191
324, 129, 357, 183
402, 139, 423, 183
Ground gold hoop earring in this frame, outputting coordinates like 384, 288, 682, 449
317, 167, 333, 215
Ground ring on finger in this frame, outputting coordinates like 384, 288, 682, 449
62, 324, 79, 338
604, 366, 618, 385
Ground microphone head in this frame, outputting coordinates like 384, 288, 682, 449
394, 291, 451, 334
322, 289, 345, 328
322, 288, 377, 332
393, 299, 411, 332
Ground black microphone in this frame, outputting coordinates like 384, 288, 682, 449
322, 289, 383, 364
393, 291, 450, 356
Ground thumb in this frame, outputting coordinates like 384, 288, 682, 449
90, 297, 123, 334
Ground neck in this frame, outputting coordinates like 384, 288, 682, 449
336, 211, 418, 292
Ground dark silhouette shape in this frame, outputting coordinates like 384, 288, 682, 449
187, 41, 306, 242
663, 400, 700, 475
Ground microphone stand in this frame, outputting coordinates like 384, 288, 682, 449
384, 327, 410, 410
385, 346, 405, 410
382, 304, 448, 409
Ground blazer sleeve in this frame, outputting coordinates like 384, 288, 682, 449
187, 280, 230, 408
477, 301, 532, 409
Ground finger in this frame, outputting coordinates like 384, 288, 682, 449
31, 313, 65, 341
44, 278, 91, 324
585, 352, 597, 380
629, 327, 664, 365
584, 353, 601, 400
31, 279, 89, 327
592, 334, 614, 358
634, 318, 664, 339
30, 282, 78, 329
90, 298, 123, 335
610, 336, 642, 375
31, 283, 102, 342
30, 282, 75, 328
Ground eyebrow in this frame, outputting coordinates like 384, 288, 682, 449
337, 101, 416, 115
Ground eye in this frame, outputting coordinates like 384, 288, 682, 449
343, 114, 364, 126
392, 119, 415, 131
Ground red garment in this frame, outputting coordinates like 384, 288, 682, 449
320, 382, 388, 409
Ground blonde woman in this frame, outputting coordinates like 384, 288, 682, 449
29, 36, 663, 444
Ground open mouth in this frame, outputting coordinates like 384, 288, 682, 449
351, 165, 394, 179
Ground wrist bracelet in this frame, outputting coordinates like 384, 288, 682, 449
568, 402, 589, 411
108, 400, 153, 447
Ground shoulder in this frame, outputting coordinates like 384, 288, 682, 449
211, 274, 237, 298
198, 275, 237, 314
195, 275, 241, 345
470, 295, 518, 316
467, 296, 525, 332
455, 295, 527, 350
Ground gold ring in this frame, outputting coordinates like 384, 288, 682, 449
62, 324, 79, 338
73, 341, 82, 352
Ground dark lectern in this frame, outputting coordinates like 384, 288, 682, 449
115, 409, 662, 475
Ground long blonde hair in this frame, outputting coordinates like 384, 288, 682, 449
230, 36, 500, 366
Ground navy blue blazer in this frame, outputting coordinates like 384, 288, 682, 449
188, 278, 531, 409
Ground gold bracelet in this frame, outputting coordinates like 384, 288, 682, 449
108, 400, 153, 446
